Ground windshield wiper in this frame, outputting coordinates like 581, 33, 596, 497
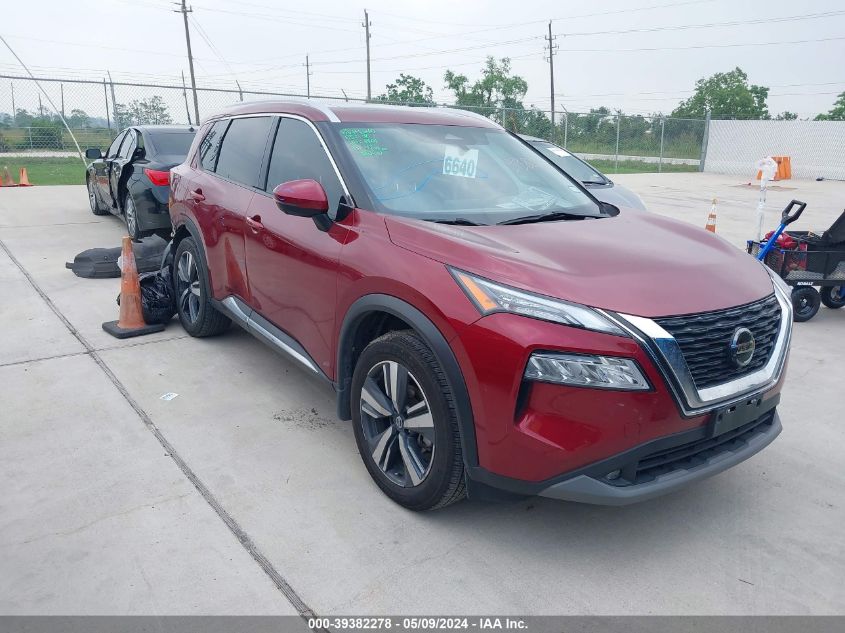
581, 180, 608, 186
424, 217, 486, 226
497, 211, 600, 226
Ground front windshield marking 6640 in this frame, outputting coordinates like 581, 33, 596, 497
332, 123, 603, 225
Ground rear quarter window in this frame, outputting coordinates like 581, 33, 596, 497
148, 132, 195, 157
198, 120, 228, 172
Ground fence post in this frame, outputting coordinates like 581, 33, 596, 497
60, 83, 65, 119
103, 79, 111, 131
699, 110, 710, 172
659, 117, 665, 173
615, 114, 621, 173
236, 80, 243, 102
563, 113, 568, 148
10, 82, 15, 125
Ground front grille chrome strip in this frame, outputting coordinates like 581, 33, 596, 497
597, 285, 792, 417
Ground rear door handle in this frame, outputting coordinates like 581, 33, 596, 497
190, 188, 205, 201
245, 215, 264, 232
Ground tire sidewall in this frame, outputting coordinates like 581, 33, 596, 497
821, 286, 845, 309
124, 192, 141, 240
351, 333, 461, 509
174, 237, 212, 335
792, 287, 820, 322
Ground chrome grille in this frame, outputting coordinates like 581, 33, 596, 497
655, 295, 782, 389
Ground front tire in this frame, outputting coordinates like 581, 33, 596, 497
820, 286, 845, 309
351, 330, 466, 511
88, 177, 109, 216
792, 286, 821, 322
174, 237, 231, 337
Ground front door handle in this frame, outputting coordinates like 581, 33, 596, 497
245, 215, 264, 232
190, 188, 205, 201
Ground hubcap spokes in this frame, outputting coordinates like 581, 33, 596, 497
126, 200, 137, 236
361, 361, 435, 488
177, 251, 201, 323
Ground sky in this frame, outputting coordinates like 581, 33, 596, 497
2, 0, 845, 119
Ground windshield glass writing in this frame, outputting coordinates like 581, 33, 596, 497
333, 123, 601, 224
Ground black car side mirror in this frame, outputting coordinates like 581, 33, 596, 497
85, 148, 102, 160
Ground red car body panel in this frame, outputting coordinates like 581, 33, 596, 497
384, 212, 774, 318
169, 101, 790, 503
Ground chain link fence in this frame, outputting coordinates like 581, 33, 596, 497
0, 74, 703, 174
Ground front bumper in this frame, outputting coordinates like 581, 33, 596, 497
538, 408, 781, 505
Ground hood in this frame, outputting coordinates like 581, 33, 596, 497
385, 211, 774, 318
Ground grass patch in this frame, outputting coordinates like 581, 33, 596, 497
0, 156, 86, 186
589, 159, 699, 175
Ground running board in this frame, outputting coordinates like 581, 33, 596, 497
219, 296, 325, 379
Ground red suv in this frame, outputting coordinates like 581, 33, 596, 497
168, 101, 792, 511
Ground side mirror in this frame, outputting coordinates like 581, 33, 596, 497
273, 179, 329, 218
85, 148, 102, 160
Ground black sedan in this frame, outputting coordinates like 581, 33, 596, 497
86, 125, 196, 239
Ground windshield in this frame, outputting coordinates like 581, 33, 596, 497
531, 142, 608, 185
148, 131, 195, 157
331, 123, 602, 224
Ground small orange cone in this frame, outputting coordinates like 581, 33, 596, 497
2, 166, 15, 187
18, 167, 32, 187
705, 198, 717, 233
102, 236, 166, 338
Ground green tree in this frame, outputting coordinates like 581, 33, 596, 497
114, 96, 172, 127
775, 111, 798, 120
377, 74, 434, 105
67, 109, 90, 128
672, 67, 769, 120
815, 91, 845, 120
444, 56, 528, 111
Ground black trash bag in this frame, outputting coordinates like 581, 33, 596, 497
116, 267, 176, 325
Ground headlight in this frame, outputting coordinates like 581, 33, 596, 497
525, 352, 650, 390
450, 268, 625, 336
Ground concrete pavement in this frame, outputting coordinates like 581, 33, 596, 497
0, 176, 843, 615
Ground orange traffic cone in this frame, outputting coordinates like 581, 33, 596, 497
2, 166, 15, 187
705, 198, 717, 233
18, 167, 32, 187
102, 236, 166, 338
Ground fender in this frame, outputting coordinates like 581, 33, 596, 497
336, 294, 479, 468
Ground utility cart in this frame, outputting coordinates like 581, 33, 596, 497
747, 200, 845, 322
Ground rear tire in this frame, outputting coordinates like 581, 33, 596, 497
123, 192, 142, 241
88, 177, 109, 216
820, 286, 845, 309
174, 237, 231, 337
792, 286, 821, 322
351, 330, 466, 511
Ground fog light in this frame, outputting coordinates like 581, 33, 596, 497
605, 469, 622, 481
524, 353, 650, 391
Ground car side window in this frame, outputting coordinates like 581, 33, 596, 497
119, 130, 137, 159
199, 120, 227, 172
106, 132, 126, 158
214, 116, 273, 187
265, 118, 344, 215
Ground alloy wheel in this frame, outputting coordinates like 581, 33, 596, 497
125, 197, 138, 237
359, 360, 435, 487
87, 181, 97, 211
176, 250, 201, 324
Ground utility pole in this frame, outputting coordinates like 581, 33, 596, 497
305, 54, 312, 98
362, 9, 372, 101
102, 79, 111, 130
181, 70, 192, 125
544, 21, 558, 128
175, 0, 200, 124
107, 71, 118, 127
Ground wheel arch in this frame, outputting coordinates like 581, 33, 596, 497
336, 294, 478, 468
